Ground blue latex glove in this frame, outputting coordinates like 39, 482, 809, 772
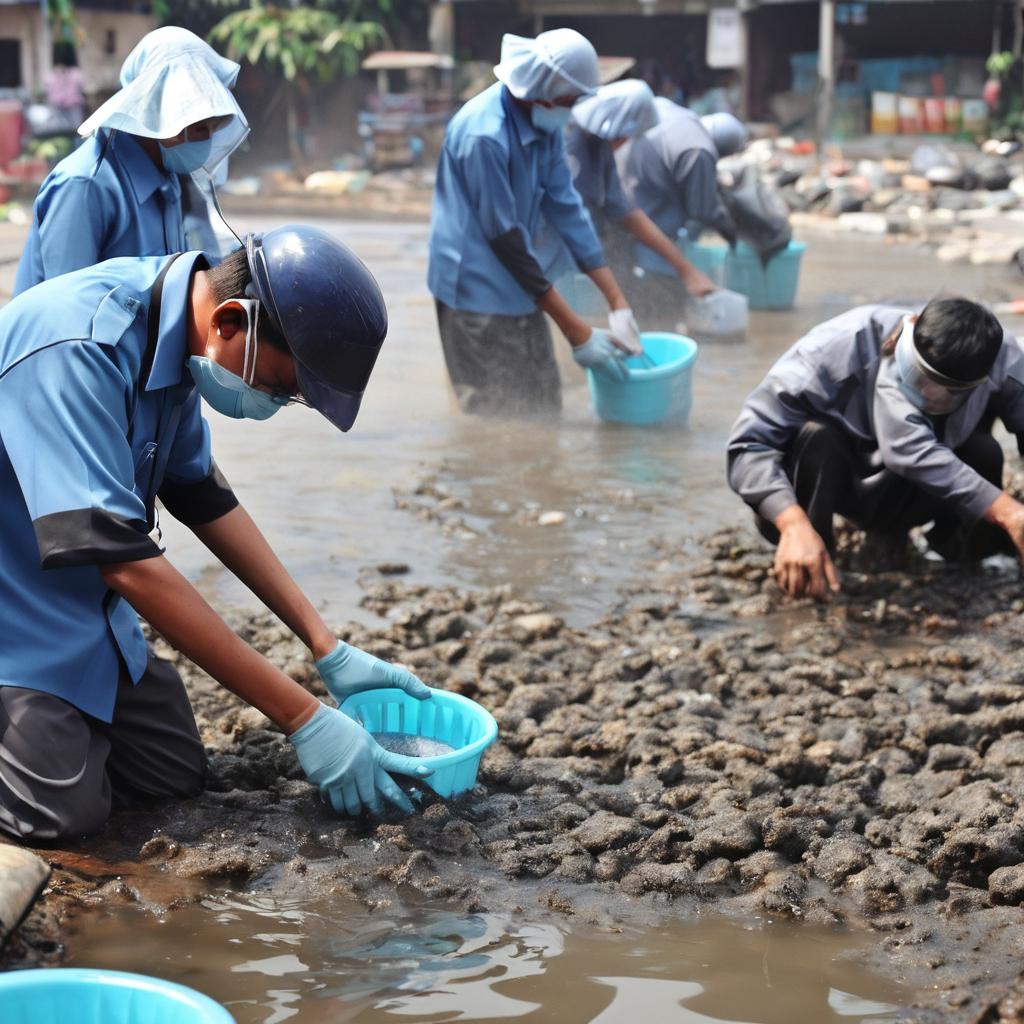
572, 328, 629, 381
316, 640, 432, 706
289, 703, 432, 816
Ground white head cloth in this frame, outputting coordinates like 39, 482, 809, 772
572, 79, 658, 140
493, 28, 599, 101
78, 27, 249, 176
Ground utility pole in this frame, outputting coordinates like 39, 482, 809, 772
817, 0, 835, 164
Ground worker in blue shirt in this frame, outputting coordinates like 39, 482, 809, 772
537, 79, 717, 308
14, 26, 248, 294
0, 226, 435, 841
428, 29, 642, 417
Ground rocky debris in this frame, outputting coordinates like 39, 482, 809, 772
8, 509, 1024, 1018
0, 846, 50, 950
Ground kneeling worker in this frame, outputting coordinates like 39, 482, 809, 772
428, 29, 641, 417
0, 226, 433, 840
727, 299, 1024, 600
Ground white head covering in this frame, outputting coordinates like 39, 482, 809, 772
571, 79, 658, 140
78, 27, 249, 176
493, 28, 599, 101
700, 112, 748, 158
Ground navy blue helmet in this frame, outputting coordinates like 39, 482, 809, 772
245, 225, 388, 431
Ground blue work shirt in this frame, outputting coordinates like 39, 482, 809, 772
428, 83, 605, 316
14, 130, 185, 296
536, 123, 636, 281
0, 252, 237, 722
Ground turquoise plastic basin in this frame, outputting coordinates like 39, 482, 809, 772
0, 969, 234, 1024
587, 331, 698, 427
341, 688, 498, 798
725, 241, 807, 310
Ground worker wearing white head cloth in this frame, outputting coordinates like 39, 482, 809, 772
537, 79, 718, 306
14, 27, 249, 295
427, 29, 642, 417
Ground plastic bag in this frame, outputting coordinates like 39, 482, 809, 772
720, 165, 792, 264
682, 288, 749, 338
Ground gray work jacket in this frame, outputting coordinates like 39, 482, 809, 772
616, 98, 728, 242
727, 304, 1024, 525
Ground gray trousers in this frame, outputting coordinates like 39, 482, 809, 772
0, 652, 206, 841
436, 300, 562, 417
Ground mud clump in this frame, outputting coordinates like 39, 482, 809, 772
7, 521, 1024, 1020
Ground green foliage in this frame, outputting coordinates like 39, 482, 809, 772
46, 0, 77, 42
27, 135, 76, 166
988, 51, 1015, 78
209, 2, 385, 85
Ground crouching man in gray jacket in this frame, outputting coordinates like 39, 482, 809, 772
727, 298, 1024, 600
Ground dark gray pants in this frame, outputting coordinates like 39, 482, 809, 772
0, 652, 206, 841
436, 300, 562, 417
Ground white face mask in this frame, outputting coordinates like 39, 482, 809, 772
531, 103, 573, 133
893, 316, 984, 416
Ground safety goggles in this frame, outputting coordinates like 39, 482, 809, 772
234, 298, 310, 408
893, 317, 987, 416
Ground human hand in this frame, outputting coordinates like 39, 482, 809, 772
681, 265, 717, 298
317, 640, 432, 707
289, 703, 432, 816
572, 328, 629, 381
607, 307, 643, 356
985, 492, 1024, 562
774, 508, 840, 600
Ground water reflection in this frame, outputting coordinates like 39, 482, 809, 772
66, 889, 909, 1023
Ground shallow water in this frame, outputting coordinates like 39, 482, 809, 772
65, 888, 912, 1023
157, 218, 1023, 628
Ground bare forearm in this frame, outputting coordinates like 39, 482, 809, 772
537, 285, 591, 346
101, 555, 319, 733
191, 505, 335, 659
621, 209, 690, 277
585, 265, 628, 311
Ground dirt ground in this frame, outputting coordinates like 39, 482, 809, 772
6, 486, 1024, 1022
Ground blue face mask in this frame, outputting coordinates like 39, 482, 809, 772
531, 103, 573, 133
160, 136, 213, 174
188, 299, 288, 420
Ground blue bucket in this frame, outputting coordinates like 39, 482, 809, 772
678, 233, 728, 286
725, 241, 806, 310
341, 688, 498, 798
0, 969, 234, 1024
587, 331, 698, 427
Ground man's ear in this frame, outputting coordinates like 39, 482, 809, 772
212, 300, 248, 342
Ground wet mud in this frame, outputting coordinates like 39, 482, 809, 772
7, 497, 1024, 1022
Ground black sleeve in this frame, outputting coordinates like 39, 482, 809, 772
158, 461, 239, 527
34, 509, 162, 570
488, 227, 552, 300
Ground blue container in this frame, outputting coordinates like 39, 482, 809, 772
587, 331, 698, 427
555, 271, 606, 318
0, 969, 234, 1024
725, 241, 806, 310
679, 237, 728, 286
341, 688, 498, 798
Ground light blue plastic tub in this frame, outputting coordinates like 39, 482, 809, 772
555, 271, 606, 317
677, 232, 728, 286
724, 241, 807, 310
587, 331, 698, 427
341, 688, 498, 798
0, 969, 234, 1024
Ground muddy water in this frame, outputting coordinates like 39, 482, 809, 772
160, 219, 1023, 626
66, 888, 910, 1023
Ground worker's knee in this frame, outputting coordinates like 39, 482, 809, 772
956, 430, 1004, 486
0, 778, 111, 842
794, 418, 844, 454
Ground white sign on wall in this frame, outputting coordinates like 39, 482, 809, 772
706, 7, 743, 69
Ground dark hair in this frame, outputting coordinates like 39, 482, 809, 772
914, 297, 1003, 381
205, 247, 289, 352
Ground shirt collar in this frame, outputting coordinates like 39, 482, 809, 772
501, 85, 541, 148
146, 251, 206, 391
109, 130, 180, 206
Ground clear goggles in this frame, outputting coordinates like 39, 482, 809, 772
893, 317, 987, 416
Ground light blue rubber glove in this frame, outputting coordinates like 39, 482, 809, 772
316, 640, 432, 706
572, 328, 629, 381
289, 703, 432, 816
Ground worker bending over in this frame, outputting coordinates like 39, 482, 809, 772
0, 226, 434, 840
428, 29, 641, 417
728, 299, 1024, 599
